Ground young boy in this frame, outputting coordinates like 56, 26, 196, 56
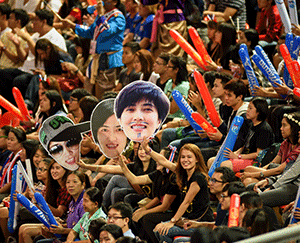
115, 41, 141, 91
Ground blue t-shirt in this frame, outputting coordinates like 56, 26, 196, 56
125, 12, 141, 37
131, 14, 154, 44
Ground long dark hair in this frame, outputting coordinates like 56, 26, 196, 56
169, 55, 188, 86
35, 39, 66, 69
135, 49, 154, 81
284, 112, 300, 145
175, 144, 208, 189
45, 160, 70, 207
40, 90, 65, 119
73, 36, 91, 64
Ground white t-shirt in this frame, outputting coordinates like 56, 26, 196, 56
20, 28, 67, 72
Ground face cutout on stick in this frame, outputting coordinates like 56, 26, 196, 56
39, 115, 90, 171
91, 98, 128, 159
115, 81, 170, 142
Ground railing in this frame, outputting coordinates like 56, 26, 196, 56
235, 224, 300, 243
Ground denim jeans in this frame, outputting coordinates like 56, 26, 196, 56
155, 224, 196, 243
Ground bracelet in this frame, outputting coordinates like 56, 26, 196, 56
238, 154, 242, 159
145, 148, 152, 155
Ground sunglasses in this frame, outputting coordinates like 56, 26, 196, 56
49, 138, 80, 156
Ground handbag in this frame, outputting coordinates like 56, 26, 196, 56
57, 76, 83, 93
175, 206, 209, 228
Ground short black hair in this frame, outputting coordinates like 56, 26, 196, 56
100, 224, 123, 240
35, 9, 54, 26
115, 81, 170, 123
240, 191, 263, 209
0, 3, 11, 19
85, 187, 103, 208
70, 88, 91, 102
214, 167, 236, 183
109, 202, 133, 220
203, 71, 217, 89
89, 218, 107, 243
214, 72, 233, 86
250, 97, 269, 121
224, 80, 247, 100
123, 41, 141, 54
222, 181, 246, 196
0, 125, 12, 136
244, 29, 259, 49
9, 128, 26, 143
11, 9, 29, 28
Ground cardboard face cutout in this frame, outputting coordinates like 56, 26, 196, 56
39, 115, 90, 171
114, 81, 170, 142
91, 98, 128, 159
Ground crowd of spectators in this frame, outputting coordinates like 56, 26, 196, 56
0, 0, 300, 242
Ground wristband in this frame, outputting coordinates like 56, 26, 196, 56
238, 154, 242, 159
145, 148, 152, 155
217, 66, 223, 72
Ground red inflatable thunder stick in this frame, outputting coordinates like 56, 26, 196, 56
193, 70, 220, 127
188, 27, 212, 65
169, 29, 207, 70
294, 87, 300, 97
291, 60, 300, 88
228, 193, 240, 227
0, 95, 23, 120
280, 44, 300, 88
191, 112, 217, 134
12, 87, 31, 121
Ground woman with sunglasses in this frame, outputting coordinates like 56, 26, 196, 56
140, 138, 213, 243
19, 160, 71, 243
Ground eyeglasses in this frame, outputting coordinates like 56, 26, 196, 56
209, 178, 224, 184
69, 97, 78, 102
107, 215, 125, 221
36, 167, 48, 172
49, 138, 80, 157
0, 136, 7, 138
220, 194, 230, 200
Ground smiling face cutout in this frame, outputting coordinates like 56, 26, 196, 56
91, 99, 128, 159
114, 81, 170, 142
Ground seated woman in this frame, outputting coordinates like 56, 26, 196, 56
65, 187, 107, 242
118, 146, 179, 243
241, 112, 300, 187
133, 49, 158, 82
78, 144, 157, 209
35, 170, 90, 242
221, 97, 274, 172
163, 55, 189, 120
18, 161, 72, 243
140, 139, 213, 243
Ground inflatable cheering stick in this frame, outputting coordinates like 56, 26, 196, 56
172, 90, 203, 133
208, 116, 244, 177
169, 29, 207, 70
228, 194, 240, 227
194, 70, 220, 127
191, 112, 217, 134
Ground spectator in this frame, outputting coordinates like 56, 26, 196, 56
66, 0, 126, 99
115, 41, 141, 92
152, 53, 170, 91
255, 0, 282, 47
124, 1, 156, 50
99, 224, 124, 243
133, 49, 157, 82
0, 8, 29, 69
124, 0, 140, 37
65, 187, 107, 242
0, 3, 11, 37
107, 202, 135, 238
